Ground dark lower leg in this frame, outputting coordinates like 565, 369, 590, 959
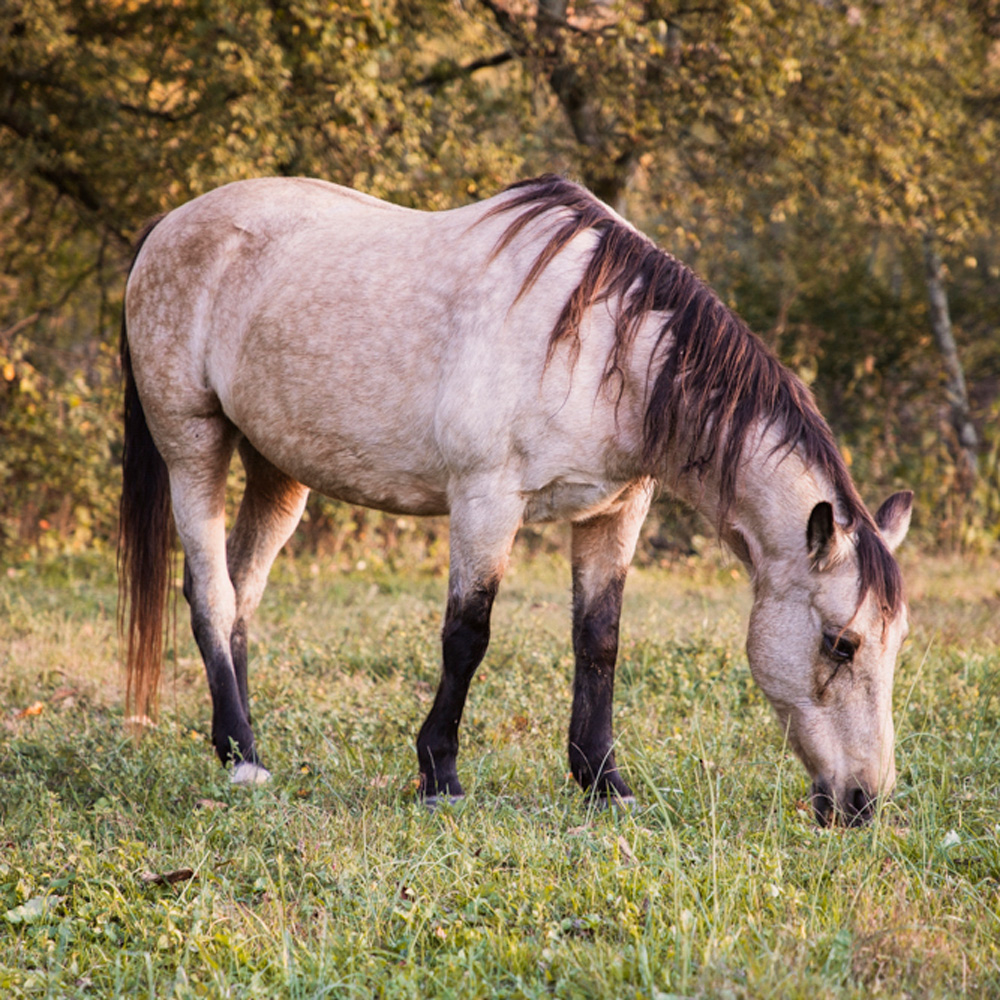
194, 629, 258, 766
417, 581, 497, 798
230, 618, 251, 723
186, 567, 257, 768
568, 570, 632, 800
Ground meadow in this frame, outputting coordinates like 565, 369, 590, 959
1, 539, 999, 998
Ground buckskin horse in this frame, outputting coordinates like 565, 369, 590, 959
119, 175, 912, 826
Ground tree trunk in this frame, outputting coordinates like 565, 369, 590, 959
922, 231, 978, 492
536, 0, 634, 214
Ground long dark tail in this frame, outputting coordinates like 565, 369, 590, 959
118, 218, 173, 722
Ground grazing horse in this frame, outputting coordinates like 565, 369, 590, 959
119, 175, 912, 826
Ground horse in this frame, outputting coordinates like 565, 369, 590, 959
119, 174, 912, 827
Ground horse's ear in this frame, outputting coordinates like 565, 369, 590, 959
875, 490, 914, 552
807, 502, 846, 570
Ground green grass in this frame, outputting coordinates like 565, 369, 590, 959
1, 543, 999, 998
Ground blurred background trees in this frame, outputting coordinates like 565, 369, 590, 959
2, 0, 999, 560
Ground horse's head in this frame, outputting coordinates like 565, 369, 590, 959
745, 491, 912, 826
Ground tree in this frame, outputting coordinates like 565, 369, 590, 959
2, 0, 999, 555
701, 0, 997, 498
0, 0, 527, 553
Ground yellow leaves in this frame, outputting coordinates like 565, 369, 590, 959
903, 181, 928, 211
780, 57, 802, 84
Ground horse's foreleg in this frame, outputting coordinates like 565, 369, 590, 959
416, 491, 521, 802
568, 481, 653, 803
417, 581, 498, 801
227, 441, 309, 729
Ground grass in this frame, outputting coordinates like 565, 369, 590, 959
1, 541, 999, 998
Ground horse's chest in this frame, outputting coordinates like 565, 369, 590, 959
522, 477, 630, 524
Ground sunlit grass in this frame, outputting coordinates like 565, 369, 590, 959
1, 546, 998, 997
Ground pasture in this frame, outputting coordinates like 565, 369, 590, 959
1, 542, 999, 998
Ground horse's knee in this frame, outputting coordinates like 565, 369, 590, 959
572, 573, 625, 660
442, 582, 497, 671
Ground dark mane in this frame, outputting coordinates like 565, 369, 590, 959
488, 175, 903, 617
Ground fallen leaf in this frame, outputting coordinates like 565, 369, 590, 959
941, 829, 961, 849
139, 868, 195, 886
15, 702, 44, 719
194, 799, 227, 811
616, 835, 638, 865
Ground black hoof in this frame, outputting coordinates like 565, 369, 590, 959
419, 770, 464, 803
596, 792, 636, 810
573, 760, 634, 805
423, 792, 466, 811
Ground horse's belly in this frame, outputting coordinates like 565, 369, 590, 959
246, 431, 451, 516
305, 465, 450, 516
222, 314, 452, 513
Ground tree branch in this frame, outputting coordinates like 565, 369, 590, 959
476, 0, 531, 49
415, 51, 515, 91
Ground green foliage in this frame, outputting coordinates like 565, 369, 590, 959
2, 552, 1000, 996
0, 334, 120, 557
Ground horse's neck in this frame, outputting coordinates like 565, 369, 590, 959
669, 423, 832, 573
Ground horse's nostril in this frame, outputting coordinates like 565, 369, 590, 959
845, 784, 876, 827
812, 781, 877, 827
811, 781, 835, 827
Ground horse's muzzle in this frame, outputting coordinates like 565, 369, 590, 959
811, 779, 878, 827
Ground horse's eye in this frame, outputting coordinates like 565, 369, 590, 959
822, 632, 856, 663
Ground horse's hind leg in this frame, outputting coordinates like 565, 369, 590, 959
568, 481, 653, 803
416, 489, 523, 802
225, 439, 308, 781
167, 418, 260, 774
